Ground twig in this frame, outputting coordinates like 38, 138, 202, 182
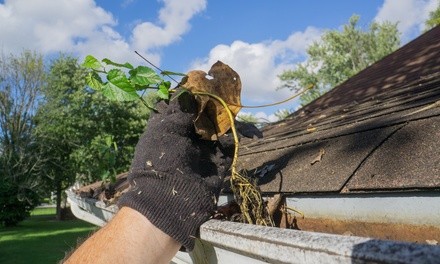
405, 100, 440, 116
135, 51, 180, 84
135, 50, 312, 110
284, 206, 305, 219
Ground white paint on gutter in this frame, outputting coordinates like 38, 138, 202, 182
284, 193, 440, 227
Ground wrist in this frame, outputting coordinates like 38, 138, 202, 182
118, 171, 217, 251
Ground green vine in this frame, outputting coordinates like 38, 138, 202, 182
82, 55, 182, 110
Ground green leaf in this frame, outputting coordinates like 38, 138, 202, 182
101, 170, 110, 182
130, 66, 163, 88
82, 55, 102, 70
157, 81, 171, 100
85, 72, 104, 91
102, 58, 134, 70
102, 82, 140, 101
161, 70, 187, 77
107, 69, 135, 92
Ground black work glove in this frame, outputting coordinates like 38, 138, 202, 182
118, 91, 233, 251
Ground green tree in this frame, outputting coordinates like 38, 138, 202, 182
425, 1, 440, 31
35, 55, 149, 220
279, 15, 400, 105
237, 113, 260, 124
274, 109, 293, 121
0, 51, 46, 226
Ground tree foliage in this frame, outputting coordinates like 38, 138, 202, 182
35, 55, 149, 219
425, 1, 440, 31
0, 51, 45, 226
274, 109, 294, 121
236, 113, 260, 125
0, 52, 152, 224
279, 15, 400, 105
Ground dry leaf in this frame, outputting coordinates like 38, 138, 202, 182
311, 148, 325, 165
426, 240, 438, 245
180, 61, 242, 140
267, 194, 283, 216
306, 125, 317, 133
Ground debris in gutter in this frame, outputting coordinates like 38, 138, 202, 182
426, 239, 438, 245
76, 172, 129, 205
267, 194, 283, 216
279, 206, 297, 229
343, 231, 354, 236
311, 148, 326, 165
213, 200, 241, 222
214, 193, 303, 230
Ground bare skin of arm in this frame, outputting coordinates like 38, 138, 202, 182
64, 207, 181, 264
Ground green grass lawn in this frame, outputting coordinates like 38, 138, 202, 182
0, 207, 97, 264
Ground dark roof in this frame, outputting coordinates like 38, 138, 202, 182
238, 25, 440, 194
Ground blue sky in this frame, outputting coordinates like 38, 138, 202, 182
0, 0, 437, 120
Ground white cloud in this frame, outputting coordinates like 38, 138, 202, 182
190, 26, 321, 106
0, 0, 206, 66
375, 0, 438, 41
0, 0, 115, 54
131, 0, 206, 52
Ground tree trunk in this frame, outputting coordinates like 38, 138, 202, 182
55, 181, 62, 221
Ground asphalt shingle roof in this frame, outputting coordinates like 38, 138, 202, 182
238, 25, 440, 194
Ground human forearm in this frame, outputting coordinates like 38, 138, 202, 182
65, 91, 232, 262
64, 207, 181, 264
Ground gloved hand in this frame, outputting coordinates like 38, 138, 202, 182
118, 91, 233, 251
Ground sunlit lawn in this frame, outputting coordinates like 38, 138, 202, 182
0, 207, 97, 264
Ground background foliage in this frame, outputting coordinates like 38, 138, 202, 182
424, 1, 440, 31
279, 15, 401, 106
0, 51, 45, 226
0, 53, 150, 225
35, 55, 149, 220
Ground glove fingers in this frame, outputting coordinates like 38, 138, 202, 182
151, 94, 197, 137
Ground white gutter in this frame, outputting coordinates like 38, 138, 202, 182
218, 193, 440, 227
284, 193, 440, 227
199, 220, 440, 264
67, 193, 117, 226
66, 191, 440, 264
69, 197, 107, 226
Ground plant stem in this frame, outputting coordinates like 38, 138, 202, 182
191, 91, 271, 226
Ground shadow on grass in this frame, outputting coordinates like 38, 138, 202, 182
0, 212, 97, 264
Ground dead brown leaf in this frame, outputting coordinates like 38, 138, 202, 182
306, 125, 317, 133
267, 194, 283, 216
180, 61, 242, 140
311, 148, 325, 165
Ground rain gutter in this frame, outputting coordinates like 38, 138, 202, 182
66, 191, 440, 263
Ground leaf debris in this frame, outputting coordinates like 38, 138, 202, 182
311, 148, 325, 165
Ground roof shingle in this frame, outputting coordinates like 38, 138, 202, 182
238, 26, 440, 194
